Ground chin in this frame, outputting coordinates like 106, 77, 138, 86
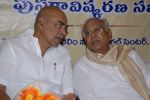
91, 49, 99, 53
92, 45, 101, 50
52, 44, 59, 48
89, 46, 102, 52
51, 39, 60, 46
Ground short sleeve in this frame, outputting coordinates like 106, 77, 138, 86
0, 40, 16, 86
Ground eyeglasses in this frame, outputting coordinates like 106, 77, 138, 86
83, 28, 104, 36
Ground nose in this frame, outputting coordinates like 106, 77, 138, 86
90, 32, 98, 38
60, 26, 67, 36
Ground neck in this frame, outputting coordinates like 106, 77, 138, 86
34, 33, 51, 56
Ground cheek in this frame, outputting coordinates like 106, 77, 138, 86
44, 28, 57, 38
103, 36, 110, 43
44, 30, 52, 39
85, 39, 93, 47
85, 37, 90, 44
99, 34, 109, 42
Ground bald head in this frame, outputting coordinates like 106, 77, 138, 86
34, 6, 67, 30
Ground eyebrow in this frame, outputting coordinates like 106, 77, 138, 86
58, 21, 66, 26
57, 21, 70, 29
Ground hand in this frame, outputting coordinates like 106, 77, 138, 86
0, 92, 10, 100
62, 93, 75, 100
0, 85, 10, 100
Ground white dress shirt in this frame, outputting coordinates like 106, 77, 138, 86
74, 50, 150, 100
0, 29, 74, 99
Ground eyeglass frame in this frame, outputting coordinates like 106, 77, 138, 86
83, 27, 106, 37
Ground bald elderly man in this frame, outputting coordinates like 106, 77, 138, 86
0, 6, 74, 100
74, 18, 150, 100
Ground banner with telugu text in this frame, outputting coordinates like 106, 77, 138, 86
0, 0, 150, 64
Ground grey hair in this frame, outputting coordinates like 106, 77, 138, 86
82, 18, 111, 36
101, 18, 110, 32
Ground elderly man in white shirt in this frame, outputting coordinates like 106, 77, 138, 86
74, 18, 150, 100
0, 6, 74, 100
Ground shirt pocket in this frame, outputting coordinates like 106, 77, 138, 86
45, 64, 64, 84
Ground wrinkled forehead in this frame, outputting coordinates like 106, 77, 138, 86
84, 19, 105, 31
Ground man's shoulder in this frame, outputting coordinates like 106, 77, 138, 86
0, 29, 35, 53
77, 55, 86, 62
4, 29, 34, 43
74, 55, 90, 74
128, 49, 140, 60
75, 55, 87, 67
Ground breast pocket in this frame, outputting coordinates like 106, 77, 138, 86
45, 64, 64, 84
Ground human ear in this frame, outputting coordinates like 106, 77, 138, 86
38, 17, 45, 30
81, 32, 86, 45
